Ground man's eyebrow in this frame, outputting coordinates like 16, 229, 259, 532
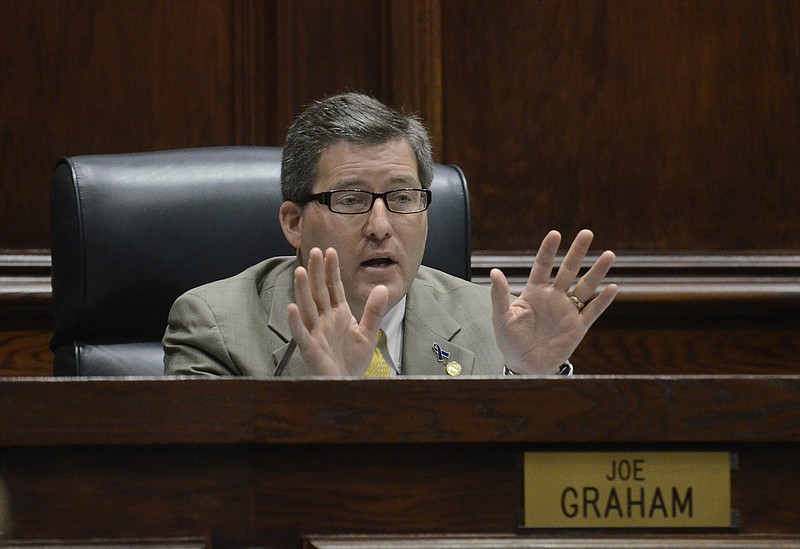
389, 175, 420, 186
330, 175, 420, 189
330, 178, 368, 190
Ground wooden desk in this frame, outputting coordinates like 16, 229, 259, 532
0, 376, 799, 547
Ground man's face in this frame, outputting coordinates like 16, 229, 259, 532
280, 139, 428, 319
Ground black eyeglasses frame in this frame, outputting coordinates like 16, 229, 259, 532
300, 188, 432, 215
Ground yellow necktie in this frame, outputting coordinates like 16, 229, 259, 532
365, 330, 392, 377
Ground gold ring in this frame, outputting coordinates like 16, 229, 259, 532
568, 294, 586, 311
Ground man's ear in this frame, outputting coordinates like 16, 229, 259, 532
279, 201, 303, 249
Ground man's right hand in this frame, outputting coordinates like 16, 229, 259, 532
287, 247, 388, 375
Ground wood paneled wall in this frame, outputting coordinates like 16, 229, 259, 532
442, 0, 800, 252
2, 0, 236, 249
1, 0, 799, 376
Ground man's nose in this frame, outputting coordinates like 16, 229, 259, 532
364, 197, 392, 238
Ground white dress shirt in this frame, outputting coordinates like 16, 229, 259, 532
379, 296, 406, 375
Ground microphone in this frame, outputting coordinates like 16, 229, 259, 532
274, 339, 296, 377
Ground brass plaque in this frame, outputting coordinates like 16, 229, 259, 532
523, 451, 732, 528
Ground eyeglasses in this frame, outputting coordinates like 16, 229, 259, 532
302, 188, 432, 215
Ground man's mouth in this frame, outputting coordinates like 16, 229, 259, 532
362, 257, 395, 268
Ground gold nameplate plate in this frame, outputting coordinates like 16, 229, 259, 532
523, 451, 733, 529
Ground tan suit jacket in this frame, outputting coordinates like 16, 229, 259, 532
163, 257, 506, 377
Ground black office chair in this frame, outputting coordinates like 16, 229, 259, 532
50, 146, 471, 376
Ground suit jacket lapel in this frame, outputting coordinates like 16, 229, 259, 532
402, 279, 476, 376
264, 261, 309, 376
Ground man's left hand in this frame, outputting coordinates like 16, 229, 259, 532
490, 229, 618, 374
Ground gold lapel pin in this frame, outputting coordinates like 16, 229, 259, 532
445, 361, 462, 376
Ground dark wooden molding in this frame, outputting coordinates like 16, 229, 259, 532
3, 250, 800, 317
233, 0, 270, 145
0, 251, 51, 313
274, 0, 298, 144
5, 539, 209, 549
382, 0, 444, 160
472, 252, 800, 316
1, 376, 800, 447
304, 533, 800, 549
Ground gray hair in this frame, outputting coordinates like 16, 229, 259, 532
280, 92, 434, 201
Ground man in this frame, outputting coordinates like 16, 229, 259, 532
163, 92, 618, 377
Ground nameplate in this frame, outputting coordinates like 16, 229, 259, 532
523, 451, 733, 529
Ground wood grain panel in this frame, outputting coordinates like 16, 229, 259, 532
3, 446, 252, 544
0, 253, 52, 376
274, 0, 385, 141
233, 0, 275, 146
4, 0, 800, 253
251, 443, 518, 540
0, 0, 238, 250
572, 321, 800, 375
382, 0, 444, 159
440, 0, 800, 251
2, 378, 800, 446
1, 378, 799, 545
7, 443, 800, 546
0, 328, 52, 377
